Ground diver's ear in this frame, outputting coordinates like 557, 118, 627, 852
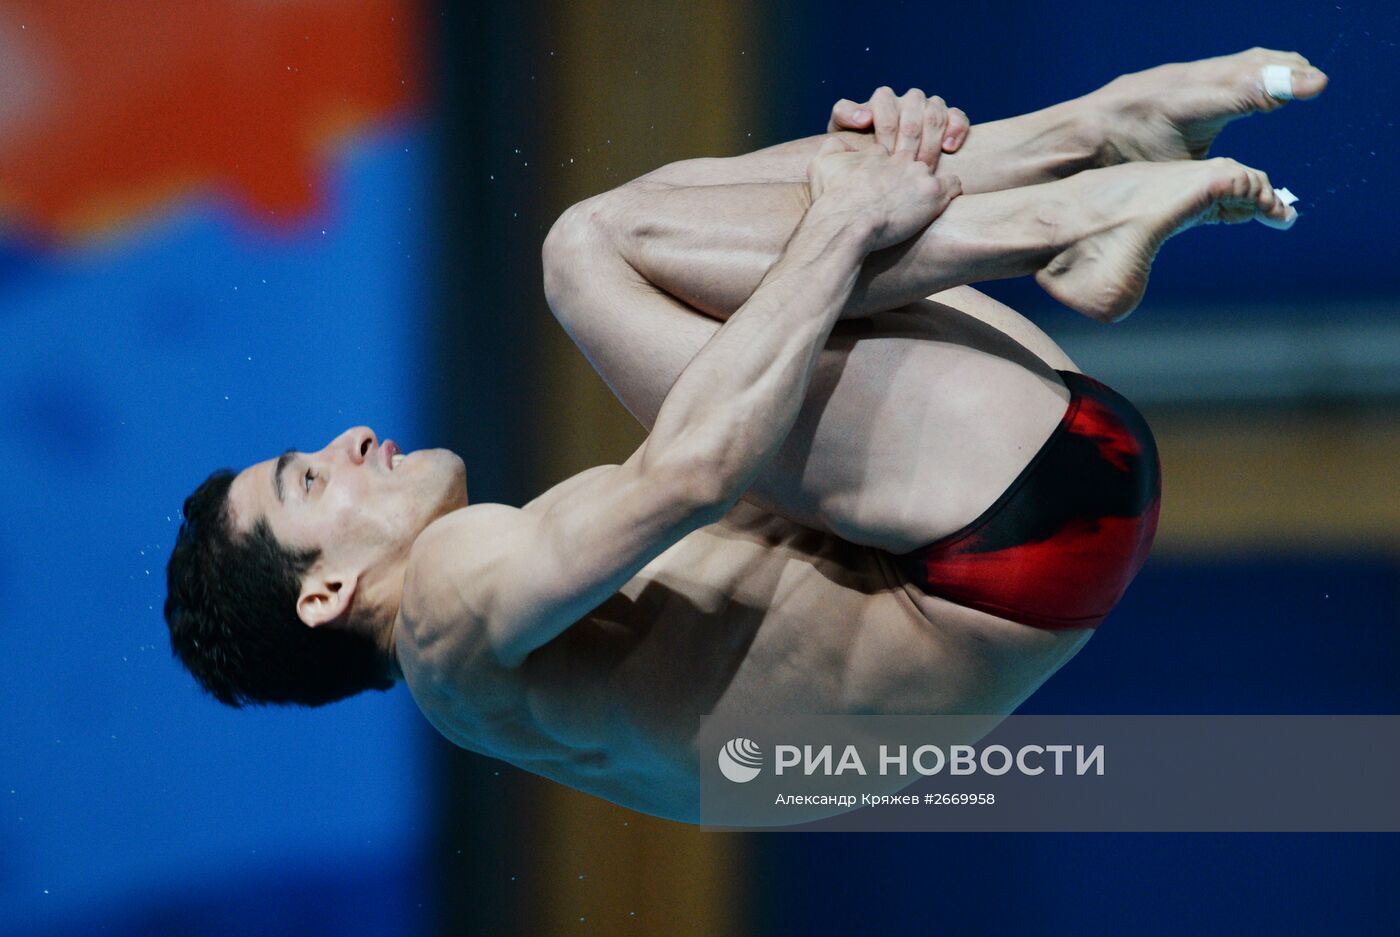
297, 570, 359, 628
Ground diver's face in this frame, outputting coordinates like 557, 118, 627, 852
228, 425, 468, 584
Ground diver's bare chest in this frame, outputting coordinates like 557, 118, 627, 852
514, 524, 929, 748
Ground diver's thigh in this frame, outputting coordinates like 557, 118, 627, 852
556, 253, 1076, 552
741, 310, 1071, 552
927, 286, 1081, 373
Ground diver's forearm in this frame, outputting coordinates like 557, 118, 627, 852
643, 205, 869, 502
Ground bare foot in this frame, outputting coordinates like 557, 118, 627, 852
1089, 48, 1329, 163
1036, 159, 1295, 322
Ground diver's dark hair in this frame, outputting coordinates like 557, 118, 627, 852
163, 469, 394, 707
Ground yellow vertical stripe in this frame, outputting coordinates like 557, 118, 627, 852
1147, 410, 1400, 554
531, 2, 757, 935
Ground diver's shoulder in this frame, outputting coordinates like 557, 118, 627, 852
397, 504, 530, 716
403, 503, 526, 620
416, 502, 523, 548
410, 502, 528, 573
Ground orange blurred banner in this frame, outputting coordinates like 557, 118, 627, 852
0, 0, 422, 242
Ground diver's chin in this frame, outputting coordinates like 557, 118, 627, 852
443, 451, 469, 508
406, 447, 468, 510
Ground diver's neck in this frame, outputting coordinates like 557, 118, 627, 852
382, 614, 404, 681
358, 556, 408, 682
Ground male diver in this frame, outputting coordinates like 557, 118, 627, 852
165, 49, 1325, 819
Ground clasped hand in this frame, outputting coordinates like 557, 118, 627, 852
807, 86, 968, 251
828, 86, 971, 168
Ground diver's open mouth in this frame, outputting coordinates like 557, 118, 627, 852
381, 438, 404, 471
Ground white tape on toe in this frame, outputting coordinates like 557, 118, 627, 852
1262, 64, 1294, 100
1258, 209, 1297, 231
1258, 186, 1300, 230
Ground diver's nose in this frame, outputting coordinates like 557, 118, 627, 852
332, 426, 377, 464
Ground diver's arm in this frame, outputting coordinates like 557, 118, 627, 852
448, 144, 957, 667
488, 203, 872, 666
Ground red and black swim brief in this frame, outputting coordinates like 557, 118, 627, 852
894, 370, 1161, 630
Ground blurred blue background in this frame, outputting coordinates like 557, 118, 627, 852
0, 0, 1395, 934
0, 2, 433, 933
0, 124, 434, 935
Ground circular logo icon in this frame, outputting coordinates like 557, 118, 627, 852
718, 738, 763, 783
